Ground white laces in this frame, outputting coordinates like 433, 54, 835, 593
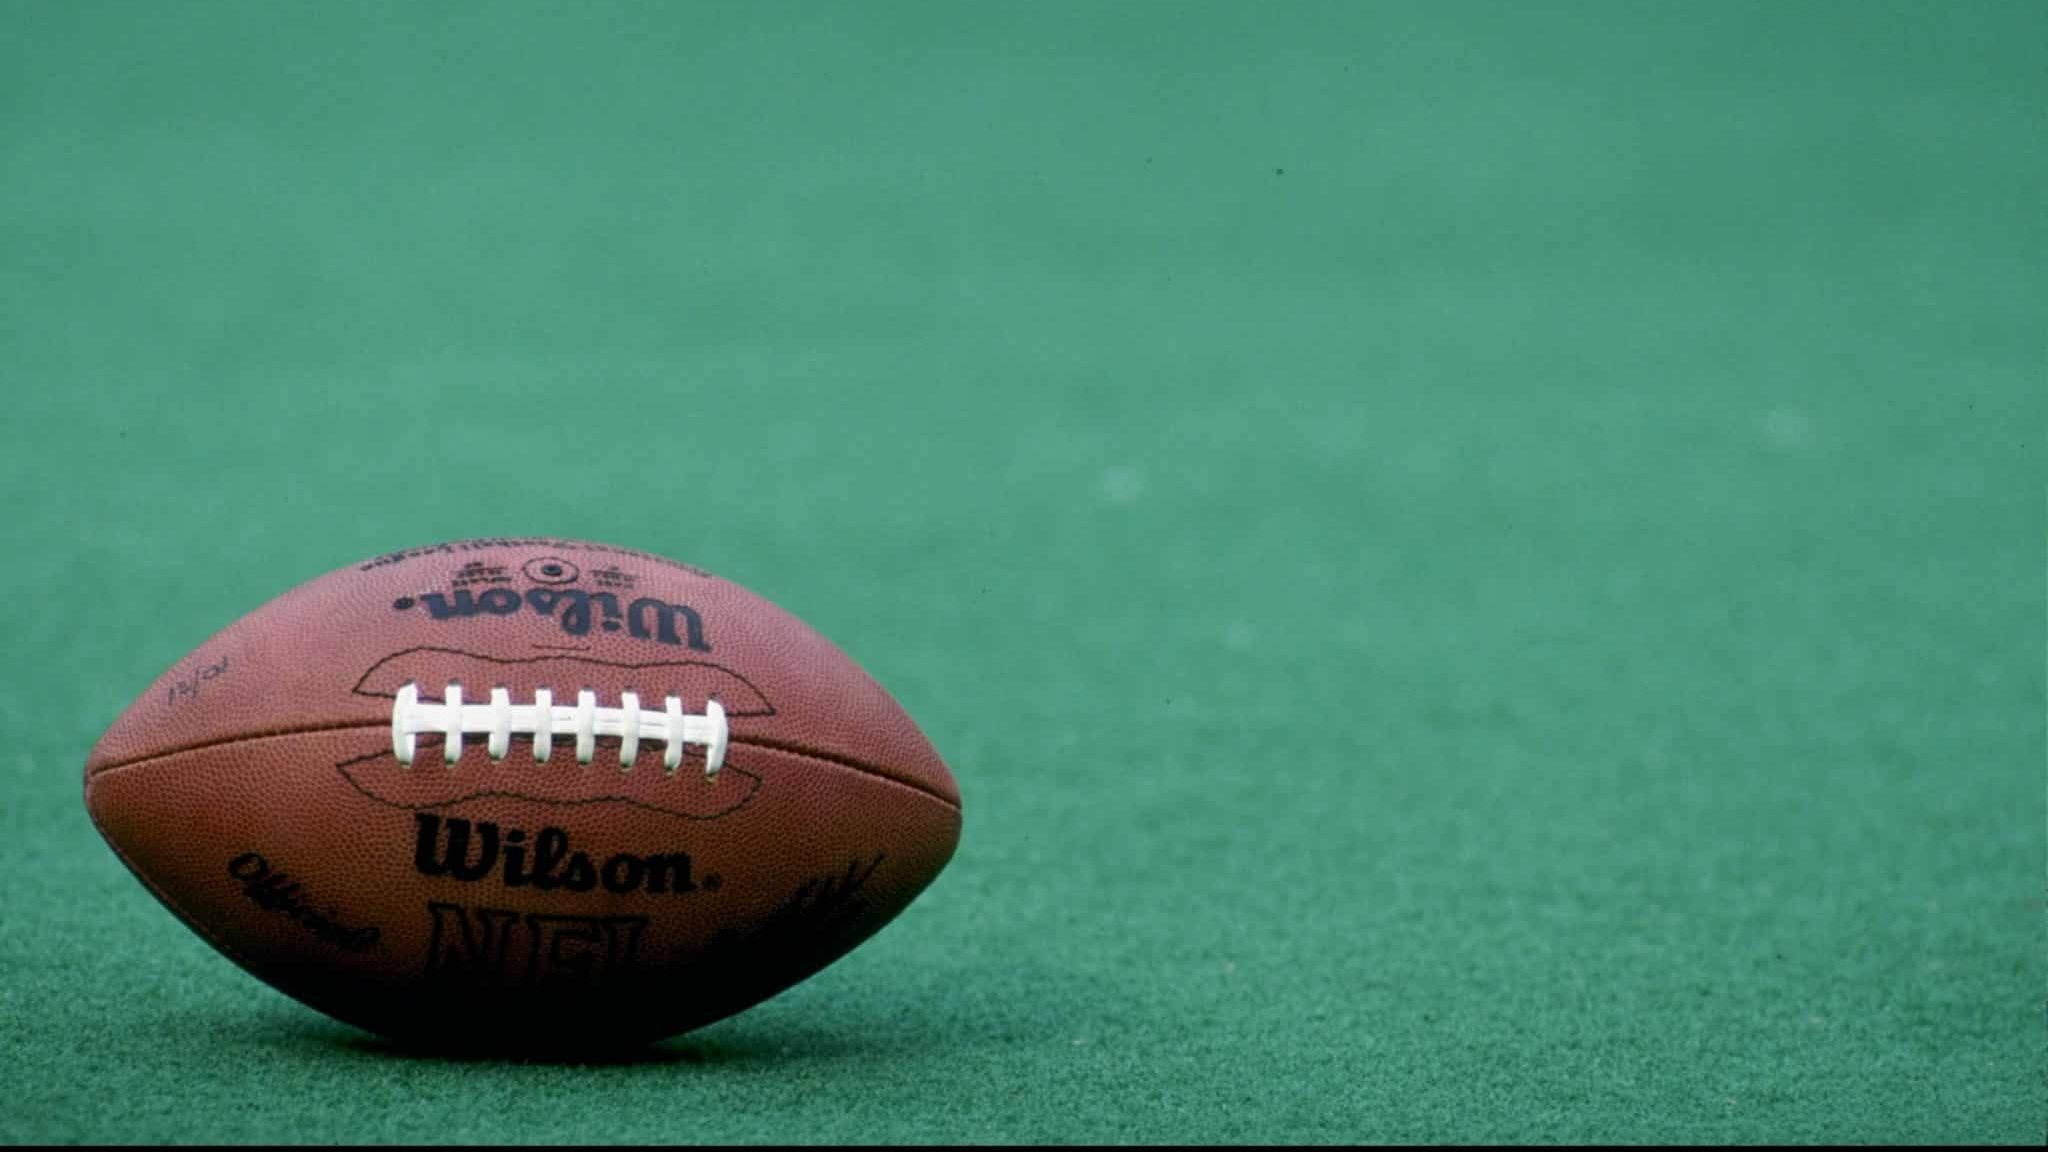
390, 682, 729, 778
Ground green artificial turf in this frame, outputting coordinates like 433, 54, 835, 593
2, 0, 2042, 1143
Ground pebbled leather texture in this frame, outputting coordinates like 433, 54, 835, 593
83, 539, 961, 1050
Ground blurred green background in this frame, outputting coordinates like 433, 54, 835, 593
3, 0, 2042, 1143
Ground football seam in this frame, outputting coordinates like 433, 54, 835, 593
86, 723, 962, 812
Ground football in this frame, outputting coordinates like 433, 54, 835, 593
84, 538, 961, 1051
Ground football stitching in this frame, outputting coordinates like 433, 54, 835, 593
389, 683, 731, 777
329, 745, 767, 821
86, 724, 962, 812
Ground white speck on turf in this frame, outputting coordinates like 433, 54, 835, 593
1099, 466, 1145, 505
1762, 408, 1810, 449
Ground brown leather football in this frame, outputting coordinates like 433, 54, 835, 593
84, 538, 962, 1051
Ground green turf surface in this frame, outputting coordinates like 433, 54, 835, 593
4, 0, 2043, 1143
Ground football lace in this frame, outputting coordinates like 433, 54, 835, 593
390, 682, 729, 778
